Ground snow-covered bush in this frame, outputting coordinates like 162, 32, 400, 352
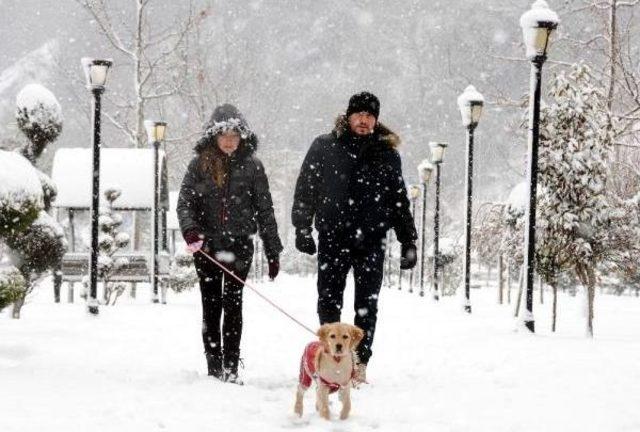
15, 84, 63, 163
98, 188, 130, 305
0, 150, 43, 236
0, 266, 26, 312
437, 237, 462, 296
4, 211, 67, 318
164, 252, 198, 293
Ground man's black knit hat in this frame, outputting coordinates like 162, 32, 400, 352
346, 91, 380, 119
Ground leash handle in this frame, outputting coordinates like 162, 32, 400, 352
196, 249, 317, 336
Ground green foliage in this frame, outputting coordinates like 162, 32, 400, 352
0, 266, 27, 311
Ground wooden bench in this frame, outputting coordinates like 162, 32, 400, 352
53, 252, 170, 302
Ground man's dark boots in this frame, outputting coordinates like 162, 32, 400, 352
223, 354, 244, 385
206, 353, 224, 380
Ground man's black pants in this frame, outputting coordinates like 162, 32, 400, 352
193, 237, 253, 371
316, 233, 385, 365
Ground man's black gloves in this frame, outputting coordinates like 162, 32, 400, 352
295, 228, 316, 255
400, 243, 417, 270
268, 256, 280, 280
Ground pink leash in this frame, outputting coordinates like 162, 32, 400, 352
196, 248, 316, 336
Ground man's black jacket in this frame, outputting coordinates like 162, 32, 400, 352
292, 115, 417, 247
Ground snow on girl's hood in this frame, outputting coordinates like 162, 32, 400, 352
193, 104, 258, 156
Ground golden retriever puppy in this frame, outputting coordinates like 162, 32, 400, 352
294, 323, 364, 420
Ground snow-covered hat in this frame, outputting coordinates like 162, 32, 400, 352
204, 104, 251, 139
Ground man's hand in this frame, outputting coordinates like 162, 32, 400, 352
400, 243, 417, 270
295, 228, 316, 255
268, 256, 280, 280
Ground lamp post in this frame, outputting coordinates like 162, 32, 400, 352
407, 184, 421, 293
429, 142, 448, 301
417, 160, 435, 297
144, 120, 167, 304
81, 57, 112, 316
457, 85, 484, 314
520, 0, 559, 332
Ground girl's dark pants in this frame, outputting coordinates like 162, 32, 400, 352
193, 237, 253, 373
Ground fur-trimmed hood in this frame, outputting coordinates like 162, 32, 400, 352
332, 114, 400, 149
194, 104, 258, 156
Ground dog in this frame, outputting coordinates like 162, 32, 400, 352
294, 323, 365, 420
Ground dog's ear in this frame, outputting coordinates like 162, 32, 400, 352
350, 325, 364, 349
317, 324, 330, 342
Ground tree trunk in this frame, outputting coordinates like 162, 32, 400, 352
486, 264, 491, 288
67, 283, 74, 303
12, 291, 26, 319
586, 267, 596, 338
539, 275, 544, 304
498, 255, 504, 304
506, 263, 512, 304
514, 266, 524, 318
552, 278, 558, 332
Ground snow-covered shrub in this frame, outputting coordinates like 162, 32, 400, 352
0, 266, 26, 312
164, 252, 198, 293
4, 211, 67, 318
438, 238, 462, 296
0, 150, 43, 236
5, 211, 67, 276
99, 188, 130, 305
15, 84, 62, 163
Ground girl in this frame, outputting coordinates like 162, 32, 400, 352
177, 104, 282, 384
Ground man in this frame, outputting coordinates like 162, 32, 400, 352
292, 91, 418, 382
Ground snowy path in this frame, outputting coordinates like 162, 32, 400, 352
1, 274, 640, 432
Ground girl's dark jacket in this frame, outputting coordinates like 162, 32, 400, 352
292, 115, 417, 247
177, 105, 283, 260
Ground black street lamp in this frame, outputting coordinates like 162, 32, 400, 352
429, 141, 448, 301
81, 57, 112, 316
407, 184, 421, 293
144, 119, 167, 304
417, 160, 435, 297
457, 85, 484, 314
520, 0, 559, 332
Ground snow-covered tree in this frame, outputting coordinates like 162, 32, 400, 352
536, 63, 616, 336
15, 84, 63, 163
472, 202, 505, 286
94, 188, 130, 306
0, 84, 67, 318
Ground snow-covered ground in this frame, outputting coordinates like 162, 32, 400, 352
1, 274, 639, 432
